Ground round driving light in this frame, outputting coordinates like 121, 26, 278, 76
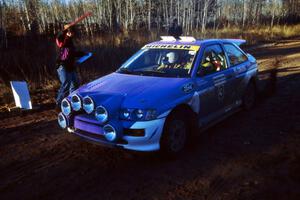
95, 106, 108, 124
61, 98, 71, 116
103, 124, 117, 141
58, 113, 68, 129
71, 94, 82, 111
135, 109, 144, 119
83, 96, 95, 114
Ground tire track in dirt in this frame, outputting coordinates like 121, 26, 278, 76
0, 153, 72, 191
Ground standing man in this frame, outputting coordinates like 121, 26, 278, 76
168, 18, 183, 39
55, 26, 84, 107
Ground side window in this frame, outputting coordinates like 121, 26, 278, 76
224, 44, 248, 66
197, 44, 227, 76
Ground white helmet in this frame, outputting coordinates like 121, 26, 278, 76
166, 52, 178, 64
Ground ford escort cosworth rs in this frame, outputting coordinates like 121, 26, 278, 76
57, 36, 258, 155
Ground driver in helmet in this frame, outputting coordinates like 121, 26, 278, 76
158, 51, 179, 70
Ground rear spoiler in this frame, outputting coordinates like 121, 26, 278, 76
224, 39, 246, 46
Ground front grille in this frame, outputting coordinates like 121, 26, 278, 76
75, 129, 105, 140
123, 128, 145, 137
73, 115, 128, 145
74, 116, 104, 135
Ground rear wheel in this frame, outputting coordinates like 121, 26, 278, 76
160, 112, 188, 156
243, 82, 256, 110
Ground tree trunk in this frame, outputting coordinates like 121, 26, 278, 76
148, 0, 151, 31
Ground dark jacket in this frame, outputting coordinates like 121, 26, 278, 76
56, 31, 84, 72
168, 24, 183, 39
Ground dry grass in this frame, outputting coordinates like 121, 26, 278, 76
194, 24, 300, 44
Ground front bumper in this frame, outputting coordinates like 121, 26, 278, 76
72, 114, 166, 152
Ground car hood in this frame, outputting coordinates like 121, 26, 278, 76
76, 72, 192, 109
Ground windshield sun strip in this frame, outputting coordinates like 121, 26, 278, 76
142, 44, 200, 51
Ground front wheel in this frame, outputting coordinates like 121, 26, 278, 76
160, 113, 188, 156
242, 82, 256, 110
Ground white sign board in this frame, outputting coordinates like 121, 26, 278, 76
10, 81, 32, 110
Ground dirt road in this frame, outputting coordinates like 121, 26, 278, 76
0, 39, 300, 200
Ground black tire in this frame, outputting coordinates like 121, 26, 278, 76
160, 112, 188, 156
242, 82, 256, 110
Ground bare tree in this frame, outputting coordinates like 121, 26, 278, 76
0, 0, 8, 48
0, 0, 299, 38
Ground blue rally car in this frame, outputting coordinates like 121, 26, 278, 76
58, 36, 258, 155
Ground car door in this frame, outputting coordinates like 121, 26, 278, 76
223, 43, 249, 103
195, 44, 232, 125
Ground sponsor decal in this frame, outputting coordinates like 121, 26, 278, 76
143, 44, 200, 51
214, 74, 226, 102
217, 84, 225, 102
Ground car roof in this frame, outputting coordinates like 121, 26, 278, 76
146, 38, 246, 47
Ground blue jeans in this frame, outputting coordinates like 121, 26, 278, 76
56, 65, 79, 104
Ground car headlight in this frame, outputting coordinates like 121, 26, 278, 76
58, 112, 68, 129
135, 109, 144, 119
120, 109, 157, 121
83, 96, 95, 114
71, 94, 82, 111
61, 98, 71, 116
103, 124, 117, 141
95, 106, 108, 124
120, 109, 131, 119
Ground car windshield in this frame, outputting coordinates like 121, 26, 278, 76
117, 46, 199, 77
